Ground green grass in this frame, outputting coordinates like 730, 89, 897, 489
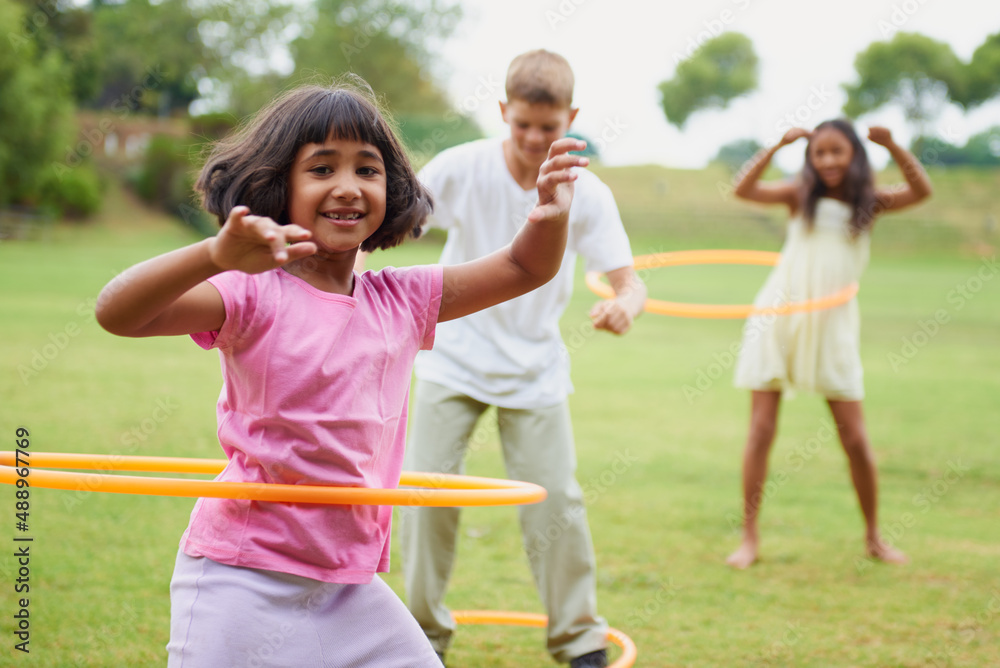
1, 174, 999, 667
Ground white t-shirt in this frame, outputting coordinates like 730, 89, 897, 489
413, 138, 634, 408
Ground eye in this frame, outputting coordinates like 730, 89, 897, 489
542, 125, 558, 133
309, 164, 333, 175
357, 166, 380, 177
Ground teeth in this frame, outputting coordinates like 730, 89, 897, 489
325, 212, 362, 220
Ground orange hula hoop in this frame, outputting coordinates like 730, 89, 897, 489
0, 452, 546, 507
452, 611, 637, 667
586, 249, 859, 319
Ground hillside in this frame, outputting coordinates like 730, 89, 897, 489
590, 163, 998, 258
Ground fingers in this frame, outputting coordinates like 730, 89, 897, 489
217, 206, 316, 270
589, 300, 632, 334
283, 241, 319, 263
546, 137, 588, 160
867, 126, 893, 145
781, 128, 811, 145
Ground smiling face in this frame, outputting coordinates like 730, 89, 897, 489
807, 127, 855, 193
287, 137, 387, 253
500, 99, 578, 172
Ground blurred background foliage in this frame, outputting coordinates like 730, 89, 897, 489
1, 0, 480, 222
1, 0, 997, 227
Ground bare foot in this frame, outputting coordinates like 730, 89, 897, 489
866, 539, 909, 564
726, 541, 758, 569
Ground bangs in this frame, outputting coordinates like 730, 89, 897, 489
295, 89, 390, 152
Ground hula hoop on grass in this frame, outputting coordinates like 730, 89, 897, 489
451, 611, 637, 668
586, 249, 859, 319
0, 452, 546, 507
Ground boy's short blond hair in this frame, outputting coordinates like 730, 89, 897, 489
505, 49, 574, 108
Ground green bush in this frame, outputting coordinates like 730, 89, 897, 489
131, 133, 216, 236
41, 162, 104, 218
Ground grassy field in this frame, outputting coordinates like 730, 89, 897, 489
1, 167, 999, 667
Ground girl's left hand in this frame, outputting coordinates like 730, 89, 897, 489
867, 126, 895, 147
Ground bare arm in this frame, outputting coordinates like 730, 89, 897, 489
437, 138, 587, 323
589, 266, 647, 334
96, 207, 316, 337
733, 128, 810, 211
868, 126, 933, 212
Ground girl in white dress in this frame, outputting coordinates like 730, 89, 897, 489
726, 120, 932, 569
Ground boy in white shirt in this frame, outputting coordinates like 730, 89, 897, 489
401, 49, 647, 668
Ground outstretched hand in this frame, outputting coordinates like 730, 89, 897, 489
527, 137, 589, 224
867, 126, 895, 147
778, 127, 811, 147
209, 206, 317, 274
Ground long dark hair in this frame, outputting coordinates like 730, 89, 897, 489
799, 119, 878, 235
195, 77, 431, 252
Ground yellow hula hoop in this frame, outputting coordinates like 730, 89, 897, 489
452, 611, 637, 668
586, 249, 859, 319
0, 452, 546, 507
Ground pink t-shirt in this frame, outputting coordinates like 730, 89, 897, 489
182, 264, 443, 583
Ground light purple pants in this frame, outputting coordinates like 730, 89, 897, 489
167, 549, 441, 667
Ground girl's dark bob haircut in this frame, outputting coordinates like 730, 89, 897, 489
799, 118, 878, 236
195, 77, 431, 252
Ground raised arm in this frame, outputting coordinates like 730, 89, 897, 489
96, 207, 316, 337
868, 126, 933, 211
437, 137, 586, 323
733, 128, 810, 210
589, 266, 647, 334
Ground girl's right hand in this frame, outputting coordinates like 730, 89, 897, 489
778, 127, 811, 147
209, 206, 317, 274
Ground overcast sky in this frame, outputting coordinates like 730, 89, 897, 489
433, 0, 1000, 170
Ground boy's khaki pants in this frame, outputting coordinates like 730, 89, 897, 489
400, 379, 608, 663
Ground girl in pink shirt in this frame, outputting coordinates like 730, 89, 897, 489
96, 80, 588, 667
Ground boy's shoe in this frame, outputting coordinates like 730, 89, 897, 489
570, 649, 608, 668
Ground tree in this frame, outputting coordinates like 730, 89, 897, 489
290, 0, 459, 111
842, 32, 963, 136
712, 138, 762, 174
658, 32, 758, 129
0, 0, 74, 207
956, 31, 1000, 109
912, 126, 1000, 167
286, 0, 479, 155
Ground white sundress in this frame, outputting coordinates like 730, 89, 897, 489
733, 197, 871, 400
